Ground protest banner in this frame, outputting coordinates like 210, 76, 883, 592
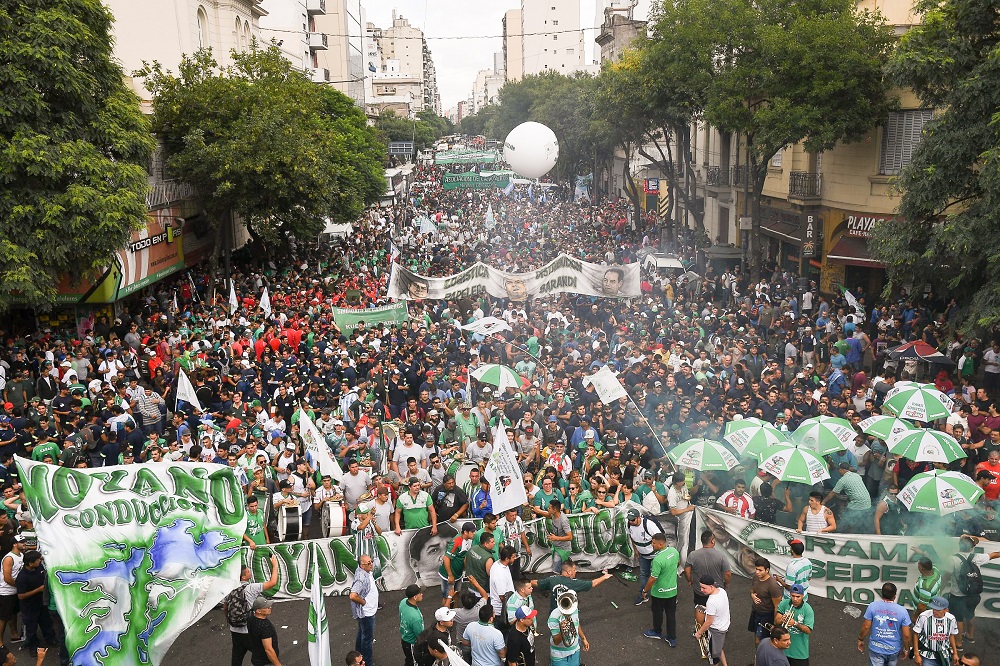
250, 508, 634, 599
441, 172, 512, 190
696, 507, 1000, 618
434, 150, 500, 165
17, 459, 247, 665
333, 302, 408, 333
484, 428, 528, 514
388, 254, 641, 302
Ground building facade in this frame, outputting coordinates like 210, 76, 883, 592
520, 0, 585, 76
503, 9, 524, 82
364, 12, 441, 116
315, 0, 366, 103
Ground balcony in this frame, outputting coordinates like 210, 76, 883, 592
306, 0, 325, 14
308, 32, 328, 50
789, 171, 822, 199
311, 68, 329, 83
706, 165, 730, 187
731, 165, 751, 188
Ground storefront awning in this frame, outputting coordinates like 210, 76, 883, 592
760, 220, 801, 244
826, 236, 883, 268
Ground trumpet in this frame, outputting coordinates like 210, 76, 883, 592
762, 611, 796, 635
694, 604, 710, 660
554, 587, 578, 645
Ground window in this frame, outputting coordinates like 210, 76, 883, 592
196, 7, 208, 49
879, 109, 933, 175
553, 49, 557, 54
771, 150, 782, 167
566, 48, 574, 54
553, 20, 559, 25
553, 34, 558, 40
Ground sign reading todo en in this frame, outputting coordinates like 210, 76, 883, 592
698, 508, 1000, 618
17, 459, 247, 666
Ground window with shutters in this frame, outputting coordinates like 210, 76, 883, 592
879, 109, 933, 175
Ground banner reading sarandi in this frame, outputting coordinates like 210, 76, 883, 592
697, 507, 1000, 618
388, 254, 641, 301
17, 459, 247, 666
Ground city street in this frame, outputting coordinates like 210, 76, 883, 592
167, 570, 999, 666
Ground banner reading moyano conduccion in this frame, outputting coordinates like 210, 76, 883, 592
388, 254, 641, 301
17, 459, 247, 666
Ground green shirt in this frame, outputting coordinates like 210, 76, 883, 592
465, 543, 492, 593
398, 599, 424, 643
535, 575, 592, 613
473, 528, 500, 561
396, 490, 432, 529
532, 488, 563, 513
776, 598, 814, 660
832, 471, 872, 509
245, 508, 267, 546
914, 566, 942, 606
649, 547, 679, 598
31, 440, 60, 462
633, 481, 667, 510
438, 536, 472, 578
547, 610, 581, 658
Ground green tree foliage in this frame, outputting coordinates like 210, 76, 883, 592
652, 0, 894, 275
141, 43, 385, 248
870, 0, 1000, 327
0, 0, 155, 308
375, 109, 450, 154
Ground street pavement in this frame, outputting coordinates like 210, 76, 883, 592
166, 571, 999, 666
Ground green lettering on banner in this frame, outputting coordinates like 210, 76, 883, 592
132, 467, 168, 496
882, 564, 909, 582
869, 542, 909, 563
837, 540, 867, 559
209, 469, 244, 525
168, 466, 210, 504
807, 535, 836, 555
51, 467, 93, 513
333, 302, 409, 333
828, 585, 853, 602
853, 564, 881, 582
826, 560, 851, 582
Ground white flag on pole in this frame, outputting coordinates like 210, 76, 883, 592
443, 645, 471, 666
229, 280, 239, 316
260, 287, 272, 318
176, 368, 202, 412
484, 203, 496, 229
299, 407, 343, 482
461, 316, 512, 336
307, 543, 332, 666
582, 365, 629, 405
172, 291, 178, 313
484, 426, 528, 514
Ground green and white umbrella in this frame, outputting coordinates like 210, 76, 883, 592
470, 363, 527, 392
723, 421, 789, 458
668, 438, 739, 471
899, 470, 983, 516
757, 443, 831, 485
724, 417, 770, 435
886, 429, 967, 464
882, 383, 954, 422
858, 415, 918, 442
790, 415, 856, 455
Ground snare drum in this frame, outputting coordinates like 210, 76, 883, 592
277, 504, 302, 542
321, 501, 349, 537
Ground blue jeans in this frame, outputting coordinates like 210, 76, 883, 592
356, 615, 375, 666
637, 556, 653, 598
869, 652, 899, 666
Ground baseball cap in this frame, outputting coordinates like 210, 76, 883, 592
584, 429, 596, 439
462, 521, 477, 533
548, 415, 557, 422
515, 607, 538, 620
929, 596, 949, 611
435, 607, 457, 622
252, 597, 273, 610
626, 508, 640, 521
790, 584, 806, 595
407, 477, 421, 486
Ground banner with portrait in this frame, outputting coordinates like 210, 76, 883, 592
387, 254, 641, 302
249, 507, 635, 600
696, 508, 1000, 618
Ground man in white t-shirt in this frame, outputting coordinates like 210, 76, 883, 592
694, 576, 731, 666
489, 546, 517, 618
226, 553, 279, 666
0, 535, 26, 644
668, 472, 696, 566
392, 433, 425, 474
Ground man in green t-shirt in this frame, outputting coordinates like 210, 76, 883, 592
465, 532, 495, 600
438, 521, 476, 603
775, 585, 814, 666
641, 533, 679, 646
399, 584, 425, 666
632, 471, 668, 511
30, 434, 60, 463
394, 477, 436, 533
243, 496, 269, 548
473, 513, 501, 561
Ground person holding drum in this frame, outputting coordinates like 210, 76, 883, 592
271, 480, 301, 542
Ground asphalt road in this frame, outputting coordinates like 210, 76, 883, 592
161, 571, 999, 666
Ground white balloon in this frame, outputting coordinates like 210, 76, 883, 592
503, 121, 559, 180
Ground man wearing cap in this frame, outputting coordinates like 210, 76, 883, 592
694, 575, 731, 666
776, 584, 814, 666
247, 596, 282, 666
395, 477, 436, 535
506, 606, 538, 666
912, 596, 959, 666
626, 507, 663, 606
415, 607, 455, 666
399, 584, 425, 666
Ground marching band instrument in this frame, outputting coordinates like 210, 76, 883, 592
554, 587, 578, 645
276, 504, 302, 542
764, 608, 797, 635
694, 604, 710, 660
320, 500, 349, 537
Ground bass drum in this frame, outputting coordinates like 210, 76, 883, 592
321, 501, 349, 537
455, 462, 479, 496
276, 504, 302, 542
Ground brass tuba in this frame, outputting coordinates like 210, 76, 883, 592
554, 586, 578, 645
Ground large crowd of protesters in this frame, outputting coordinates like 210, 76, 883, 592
0, 159, 997, 665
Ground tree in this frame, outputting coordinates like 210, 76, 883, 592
141, 43, 385, 259
375, 109, 450, 157
663, 0, 895, 277
870, 0, 1000, 328
0, 0, 155, 309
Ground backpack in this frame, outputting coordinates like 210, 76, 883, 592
223, 584, 253, 627
957, 554, 983, 595
642, 515, 666, 538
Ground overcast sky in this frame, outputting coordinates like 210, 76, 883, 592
364, 1, 653, 112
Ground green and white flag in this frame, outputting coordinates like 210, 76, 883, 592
17, 459, 246, 666
308, 543, 332, 666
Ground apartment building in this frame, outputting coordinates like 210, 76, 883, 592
315, 0, 366, 104
520, 0, 585, 76
365, 12, 441, 116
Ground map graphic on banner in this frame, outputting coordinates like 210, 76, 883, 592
332, 302, 408, 333
17, 459, 247, 666
250, 507, 635, 600
696, 508, 1000, 618
388, 254, 641, 301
